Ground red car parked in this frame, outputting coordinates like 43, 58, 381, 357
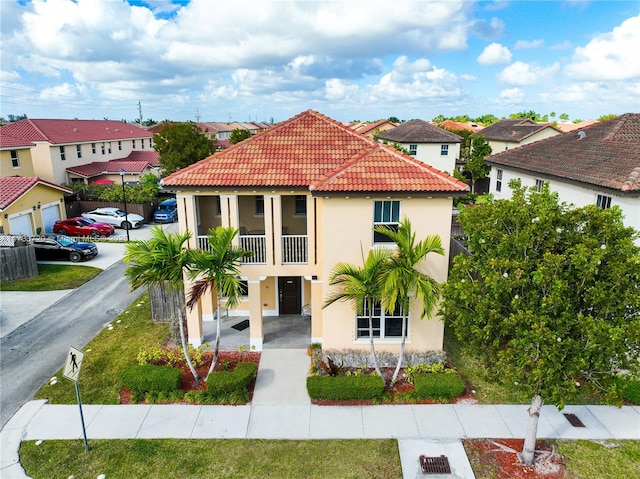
53, 217, 115, 237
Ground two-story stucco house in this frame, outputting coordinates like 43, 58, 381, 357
479, 118, 561, 153
376, 119, 462, 174
0, 119, 154, 185
1, 133, 36, 178
161, 110, 469, 352
486, 113, 640, 236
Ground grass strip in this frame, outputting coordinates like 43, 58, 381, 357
20, 438, 402, 479
1, 264, 102, 291
34, 293, 170, 404
555, 440, 640, 479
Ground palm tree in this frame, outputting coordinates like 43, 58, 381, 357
123, 226, 200, 381
186, 226, 251, 379
374, 218, 444, 384
324, 247, 393, 380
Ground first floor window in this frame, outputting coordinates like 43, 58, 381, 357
440, 144, 449, 156
10, 150, 19, 168
373, 200, 400, 243
596, 194, 612, 209
356, 301, 404, 339
496, 169, 503, 192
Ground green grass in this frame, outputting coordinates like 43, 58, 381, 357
20, 439, 402, 479
34, 293, 170, 404
556, 440, 640, 479
444, 327, 602, 405
0, 264, 102, 291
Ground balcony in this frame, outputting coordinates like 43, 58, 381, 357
196, 233, 307, 265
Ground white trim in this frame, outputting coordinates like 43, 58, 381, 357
188, 336, 203, 347
352, 339, 412, 345
311, 337, 323, 345
250, 337, 263, 351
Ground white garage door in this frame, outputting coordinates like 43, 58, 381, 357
41, 204, 60, 233
8, 212, 33, 235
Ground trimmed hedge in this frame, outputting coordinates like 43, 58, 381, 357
414, 372, 465, 401
618, 378, 640, 405
206, 362, 257, 396
120, 364, 182, 394
307, 375, 385, 400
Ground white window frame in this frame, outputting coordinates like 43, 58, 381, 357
91, 143, 96, 154
409, 144, 417, 155
10, 150, 19, 168
596, 194, 612, 209
76, 144, 82, 159
373, 200, 400, 244
101, 143, 105, 155
59, 146, 66, 161
294, 195, 307, 215
356, 301, 404, 339
118, 141, 122, 151
534, 179, 544, 192
496, 169, 503, 192
255, 195, 264, 216
440, 144, 449, 156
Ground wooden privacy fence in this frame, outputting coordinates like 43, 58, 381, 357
449, 237, 470, 270
0, 237, 38, 281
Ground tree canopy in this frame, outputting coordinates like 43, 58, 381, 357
153, 122, 216, 175
442, 181, 640, 408
229, 128, 252, 144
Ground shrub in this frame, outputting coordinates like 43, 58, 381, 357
120, 364, 182, 395
206, 362, 257, 397
404, 362, 449, 384
137, 344, 208, 367
307, 375, 385, 400
414, 372, 465, 401
617, 377, 640, 405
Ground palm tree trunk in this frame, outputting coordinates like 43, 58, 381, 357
390, 313, 407, 384
367, 298, 383, 381
205, 296, 222, 380
518, 394, 542, 466
179, 307, 200, 382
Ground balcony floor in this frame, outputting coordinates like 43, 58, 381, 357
203, 313, 311, 350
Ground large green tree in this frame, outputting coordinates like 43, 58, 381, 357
186, 226, 251, 379
463, 135, 492, 193
153, 122, 216, 175
442, 181, 640, 465
229, 128, 251, 144
123, 226, 200, 381
375, 218, 445, 384
324, 247, 393, 380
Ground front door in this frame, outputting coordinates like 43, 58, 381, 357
278, 276, 301, 314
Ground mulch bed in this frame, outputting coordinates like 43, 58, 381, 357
119, 351, 261, 404
464, 438, 566, 479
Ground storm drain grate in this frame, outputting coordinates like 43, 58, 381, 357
419, 455, 451, 475
563, 413, 586, 427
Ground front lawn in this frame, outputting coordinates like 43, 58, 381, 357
1, 264, 102, 291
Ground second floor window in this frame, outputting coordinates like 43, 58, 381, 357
141, 139, 145, 149
10, 150, 19, 168
295, 195, 307, 215
409, 144, 417, 155
535, 179, 544, 192
108, 142, 112, 154
373, 200, 400, 244
59, 146, 66, 161
91, 143, 96, 154
101, 143, 105, 155
76, 145, 82, 158
132, 139, 136, 149
255, 196, 264, 216
496, 169, 503, 192
596, 194, 612, 209
118, 141, 122, 151
441, 144, 449, 156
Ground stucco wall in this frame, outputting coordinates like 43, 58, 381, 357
0, 148, 35, 177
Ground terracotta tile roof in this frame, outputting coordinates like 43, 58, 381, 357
377, 119, 462, 143
555, 120, 598, 133
162, 110, 468, 194
66, 153, 159, 178
438, 120, 484, 133
0, 119, 152, 145
0, 176, 71, 209
486, 113, 640, 194
353, 119, 398, 135
0, 132, 34, 149
479, 118, 560, 142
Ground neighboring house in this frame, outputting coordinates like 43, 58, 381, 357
0, 119, 154, 185
161, 110, 468, 352
1, 133, 36, 177
350, 119, 399, 139
376, 119, 462, 173
554, 119, 598, 133
65, 151, 160, 184
437, 120, 484, 134
0, 176, 71, 235
486, 113, 640, 235
479, 118, 561, 153
149, 121, 270, 151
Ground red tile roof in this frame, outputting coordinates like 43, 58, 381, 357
486, 113, 640, 194
0, 133, 34, 149
162, 110, 468, 194
0, 119, 152, 145
66, 153, 159, 178
438, 120, 483, 133
0, 176, 71, 209
377, 119, 463, 143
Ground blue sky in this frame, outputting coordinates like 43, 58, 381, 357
1, 0, 638, 124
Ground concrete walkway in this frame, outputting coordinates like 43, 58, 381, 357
2, 348, 639, 479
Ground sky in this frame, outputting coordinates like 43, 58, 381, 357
1, 0, 639, 124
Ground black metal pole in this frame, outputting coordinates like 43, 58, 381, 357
74, 381, 90, 451
120, 172, 130, 242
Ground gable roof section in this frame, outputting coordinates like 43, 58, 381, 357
480, 118, 559, 142
162, 110, 468, 194
377, 119, 462, 144
66, 153, 160, 178
0, 119, 152, 145
0, 176, 71, 209
0, 133, 34, 149
486, 113, 640, 194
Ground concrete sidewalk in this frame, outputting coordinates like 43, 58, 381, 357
2, 349, 639, 479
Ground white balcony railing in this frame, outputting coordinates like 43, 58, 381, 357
282, 235, 308, 264
239, 235, 267, 264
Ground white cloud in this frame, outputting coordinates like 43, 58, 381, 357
499, 87, 524, 103
477, 43, 512, 66
515, 39, 543, 49
565, 15, 640, 81
0, 70, 21, 82
324, 79, 358, 101
498, 61, 560, 86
